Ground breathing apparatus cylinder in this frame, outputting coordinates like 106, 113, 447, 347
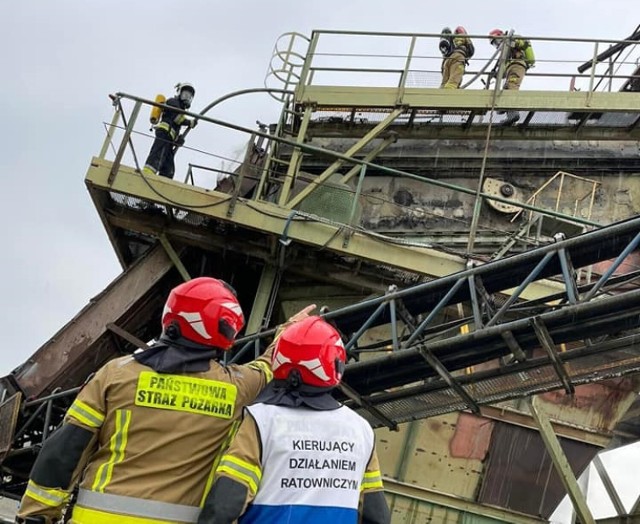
150, 94, 166, 125
439, 27, 453, 57
524, 45, 536, 68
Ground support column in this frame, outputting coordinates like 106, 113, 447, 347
528, 396, 595, 524
245, 264, 278, 335
278, 106, 313, 206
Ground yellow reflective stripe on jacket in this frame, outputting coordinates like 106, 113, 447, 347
73, 505, 190, 524
361, 470, 383, 490
199, 419, 241, 507
76, 489, 199, 523
247, 360, 273, 383
217, 455, 262, 495
24, 480, 70, 507
135, 371, 237, 419
68, 399, 105, 428
92, 409, 131, 492
155, 122, 177, 140
174, 114, 186, 126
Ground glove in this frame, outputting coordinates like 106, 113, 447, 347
188, 119, 198, 129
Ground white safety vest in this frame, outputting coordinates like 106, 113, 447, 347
241, 403, 375, 524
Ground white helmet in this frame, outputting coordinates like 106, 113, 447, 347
175, 82, 195, 108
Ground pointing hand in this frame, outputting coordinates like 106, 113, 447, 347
288, 304, 316, 323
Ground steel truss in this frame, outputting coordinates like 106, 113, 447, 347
3, 217, 640, 497
230, 217, 640, 429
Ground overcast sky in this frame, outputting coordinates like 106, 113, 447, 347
2, 1, 639, 520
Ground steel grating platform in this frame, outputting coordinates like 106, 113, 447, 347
349, 331, 640, 429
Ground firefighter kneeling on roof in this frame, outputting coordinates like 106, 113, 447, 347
16, 277, 315, 524
197, 316, 391, 524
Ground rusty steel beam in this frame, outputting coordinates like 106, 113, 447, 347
478, 406, 611, 448
12, 245, 175, 398
106, 323, 149, 352
383, 477, 546, 524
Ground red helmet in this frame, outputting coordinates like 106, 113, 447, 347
162, 277, 244, 350
454, 26, 468, 35
272, 316, 346, 388
489, 29, 504, 47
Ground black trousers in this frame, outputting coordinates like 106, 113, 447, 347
144, 128, 176, 179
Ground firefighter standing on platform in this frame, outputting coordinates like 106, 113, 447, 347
198, 316, 390, 524
439, 26, 475, 89
489, 29, 536, 124
16, 277, 314, 524
143, 82, 198, 179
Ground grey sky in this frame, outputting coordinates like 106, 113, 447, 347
2, 0, 639, 520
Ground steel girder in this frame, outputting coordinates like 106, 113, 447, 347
227, 217, 640, 429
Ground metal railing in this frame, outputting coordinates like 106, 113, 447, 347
94, 30, 640, 259
285, 29, 640, 95
98, 92, 607, 250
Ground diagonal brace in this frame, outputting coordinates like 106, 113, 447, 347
558, 247, 579, 304
339, 133, 398, 184
528, 397, 595, 524
106, 323, 149, 351
158, 234, 191, 282
501, 330, 527, 363
592, 455, 626, 516
532, 316, 574, 394
339, 382, 398, 431
415, 343, 480, 413
286, 107, 403, 209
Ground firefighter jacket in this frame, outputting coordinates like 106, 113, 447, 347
200, 392, 388, 524
507, 36, 535, 68
155, 96, 192, 140
17, 345, 274, 524
450, 35, 475, 60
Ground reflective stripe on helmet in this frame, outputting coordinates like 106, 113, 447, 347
297, 357, 331, 381
177, 311, 212, 340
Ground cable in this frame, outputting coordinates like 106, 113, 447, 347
106, 128, 584, 258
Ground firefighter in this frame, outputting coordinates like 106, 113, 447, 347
143, 82, 198, 179
489, 29, 536, 125
198, 316, 391, 524
440, 26, 475, 89
16, 277, 315, 524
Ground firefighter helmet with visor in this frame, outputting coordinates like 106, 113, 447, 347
272, 316, 346, 388
162, 277, 244, 350
175, 82, 195, 109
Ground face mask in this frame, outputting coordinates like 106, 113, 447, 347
180, 91, 194, 107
